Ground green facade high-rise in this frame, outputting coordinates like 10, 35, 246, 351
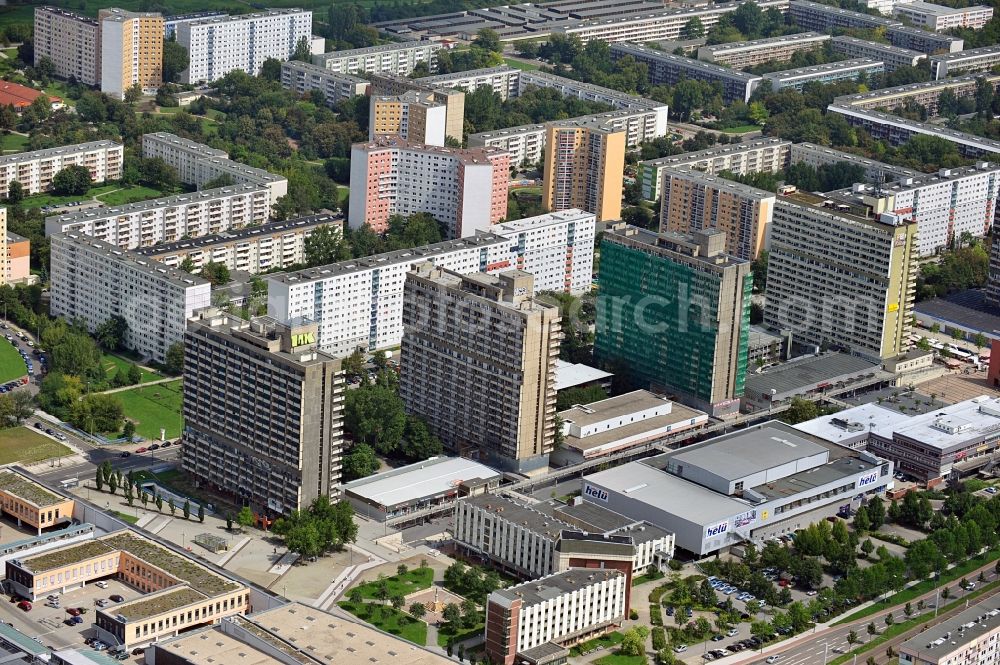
595, 224, 752, 417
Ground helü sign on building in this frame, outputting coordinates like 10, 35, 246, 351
583, 484, 609, 502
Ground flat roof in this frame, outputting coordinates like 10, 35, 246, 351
763, 58, 882, 82
794, 403, 911, 444
0, 140, 119, 167
666, 168, 776, 199
494, 568, 624, 607
744, 352, 883, 397
900, 598, 1000, 656
700, 31, 828, 54
552, 501, 673, 543
0, 470, 65, 507
831, 35, 926, 58
640, 137, 790, 169
554, 358, 612, 391
752, 451, 879, 501
930, 44, 1000, 64
915, 289, 1000, 336
134, 213, 341, 257
887, 395, 1000, 450
343, 457, 501, 509
610, 43, 762, 83
661, 422, 829, 481
604, 225, 747, 269
54, 232, 210, 291
111, 586, 208, 621
492, 209, 595, 236
559, 390, 677, 426
153, 627, 284, 665
0, 621, 50, 656
463, 494, 573, 539
895, 0, 992, 16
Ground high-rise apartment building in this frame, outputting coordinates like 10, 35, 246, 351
542, 120, 625, 223
659, 169, 775, 261
178, 10, 314, 84
595, 225, 751, 417
763, 191, 918, 362
0, 141, 123, 197
182, 309, 343, 514
98, 9, 164, 100
369, 73, 466, 142
49, 232, 211, 363
988, 233, 1000, 309
267, 210, 595, 356
369, 91, 447, 146
399, 264, 561, 472
33, 7, 100, 86
349, 137, 509, 237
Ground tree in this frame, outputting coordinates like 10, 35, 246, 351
619, 627, 649, 657
95, 467, 104, 492
226, 513, 233, 530
53, 165, 92, 196
622, 205, 654, 229
783, 397, 819, 425
168, 497, 176, 516
861, 538, 875, 557
198, 503, 205, 523
473, 28, 502, 53
162, 38, 188, 83
867, 622, 878, 637
305, 225, 351, 266
682, 16, 705, 38
123, 420, 135, 442
200, 261, 231, 286
348, 587, 363, 605
125, 484, 134, 507
750, 621, 772, 649
409, 602, 426, 620
183, 499, 190, 520
139, 157, 178, 191
904, 602, 912, 617
854, 507, 871, 533
96, 315, 129, 351
342, 443, 379, 481
123, 83, 143, 106
885, 613, 894, 627
974, 333, 988, 349
344, 385, 406, 454
155, 493, 163, 512
443, 603, 461, 625
237, 506, 255, 529
6, 180, 23, 204
292, 36, 312, 63
847, 630, 858, 647
165, 342, 184, 375
401, 416, 443, 462
260, 58, 282, 81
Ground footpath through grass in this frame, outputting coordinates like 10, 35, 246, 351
116, 380, 184, 440
829, 580, 1000, 665
338, 601, 428, 645
0, 340, 26, 383
835, 548, 1000, 624
19, 184, 119, 209
101, 353, 163, 384
0, 427, 72, 465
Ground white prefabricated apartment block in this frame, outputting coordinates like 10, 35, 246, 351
0, 141, 124, 197
312, 41, 440, 76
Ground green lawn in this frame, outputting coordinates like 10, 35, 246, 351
571, 632, 624, 657
722, 124, 759, 133
111, 510, 139, 525
96, 186, 164, 206
20, 184, 120, 209
0, 133, 29, 153
0, 339, 26, 383
338, 601, 427, 645
437, 622, 483, 647
0, 5, 35, 27
504, 57, 541, 71
43, 81, 78, 107
101, 353, 163, 384
0, 427, 72, 465
594, 655, 647, 665
1, 48, 18, 59
115, 380, 184, 440
352, 567, 434, 600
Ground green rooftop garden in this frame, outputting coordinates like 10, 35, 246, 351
0, 471, 64, 507
111, 586, 207, 621
103, 534, 241, 596
22, 540, 114, 573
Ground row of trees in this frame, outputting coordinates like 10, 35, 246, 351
94, 463, 205, 521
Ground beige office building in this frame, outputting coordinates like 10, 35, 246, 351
400, 264, 561, 473
99, 8, 164, 99
33, 7, 100, 86
660, 168, 775, 261
369, 91, 447, 146
543, 120, 626, 222
182, 310, 344, 514
764, 191, 919, 362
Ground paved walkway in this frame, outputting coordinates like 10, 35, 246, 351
99, 376, 177, 394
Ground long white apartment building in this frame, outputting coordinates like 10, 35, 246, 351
280, 60, 370, 106
517, 69, 664, 112
469, 107, 668, 165
831, 36, 926, 73
930, 45, 1000, 80
45, 184, 270, 251
141, 133, 288, 203
787, 142, 921, 181
267, 210, 597, 356
892, 1, 992, 31
33, 7, 100, 86
825, 162, 1000, 256
0, 141, 123, 197
178, 9, 315, 83
313, 41, 440, 76
638, 137, 791, 201
610, 43, 762, 103
418, 66, 521, 99
761, 58, 885, 92
50, 231, 211, 363
697, 32, 830, 68
134, 213, 343, 274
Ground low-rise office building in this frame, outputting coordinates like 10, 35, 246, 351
892, 1, 992, 31
0, 141, 123, 197
831, 36, 925, 73
343, 456, 501, 522
135, 213, 342, 274
869, 395, 1000, 483
742, 352, 892, 412
45, 184, 271, 251
794, 402, 912, 450
280, 61, 370, 106
899, 598, 1000, 665
0, 471, 74, 536
313, 41, 440, 76
580, 421, 893, 555
349, 137, 509, 237
659, 168, 775, 261
182, 310, 344, 514
697, 32, 830, 68
50, 232, 210, 364
5, 231, 30, 285
930, 45, 1000, 80
486, 570, 626, 665
610, 43, 762, 103
6, 532, 248, 650
369, 91, 447, 146
747, 325, 792, 367
762, 58, 884, 91
638, 137, 791, 201
554, 390, 709, 465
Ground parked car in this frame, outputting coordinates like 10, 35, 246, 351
149, 444, 160, 451
767, 656, 781, 664
109, 594, 124, 603
135, 447, 147, 453
95, 581, 109, 589
120, 452, 131, 458
17, 601, 31, 611
161, 441, 172, 448
673, 645, 688, 653
712, 634, 725, 642
71, 616, 83, 625
727, 628, 739, 637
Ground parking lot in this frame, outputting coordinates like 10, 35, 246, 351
0, 576, 142, 658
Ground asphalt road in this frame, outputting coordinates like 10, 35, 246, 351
735, 561, 1000, 665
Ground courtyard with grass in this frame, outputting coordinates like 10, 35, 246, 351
0, 340, 26, 383
338, 600, 428, 645
101, 353, 163, 384
353, 566, 434, 599
19, 184, 119, 209
96, 186, 165, 206
116, 380, 184, 440
0, 427, 72, 465
0, 133, 29, 153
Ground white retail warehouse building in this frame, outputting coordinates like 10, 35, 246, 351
580, 421, 894, 555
